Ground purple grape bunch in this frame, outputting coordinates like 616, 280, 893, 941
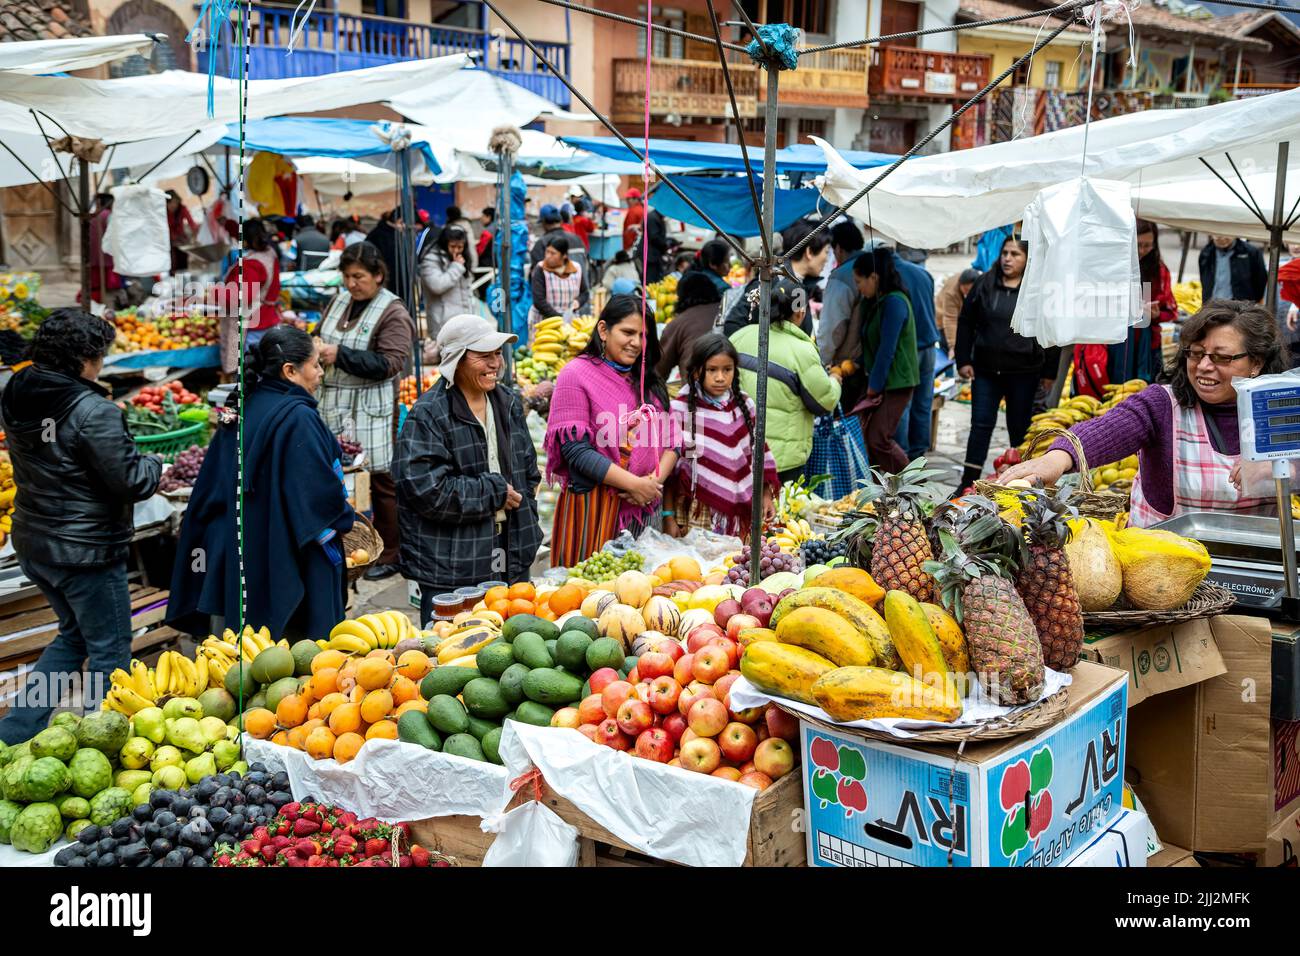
338, 436, 363, 467
159, 445, 205, 493
725, 539, 801, 586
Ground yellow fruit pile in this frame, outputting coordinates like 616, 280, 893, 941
1090, 455, 1139, 494
647, 274, 678, 322
104, 626, 279, 715
517, 315, 597, 385
1018, 380, 1146, 461
326, 611, 418, 655
0, 454, 14, 541
1173, 280, 1202, 315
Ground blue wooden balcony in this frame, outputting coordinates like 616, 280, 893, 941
195, 2, 571, 108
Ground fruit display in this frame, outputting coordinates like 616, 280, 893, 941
159, 445, 206, 493
1011, 380, 1146, 468
0, 453, 14, 543
849, 458, 948, 603
516, 314, 597, 386
121, 390, 206, 440
1008, 487, 1085, 670
1173, 280, 1202, 315
566, 548, 646, 584
725, 539, 802, 587
399, 371, 438, 406
646, 274, 678, 322
799, 534, 848, 566
53, 764, 289, 868
112, 308, 218, 353
0, 272, 49, 338
131, 380, 203, 411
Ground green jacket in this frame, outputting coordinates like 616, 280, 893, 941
862, 290, 920, 393
731, 320, 842, 473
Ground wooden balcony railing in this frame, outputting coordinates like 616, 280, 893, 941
758, 49, 869, 109
869, 45, 991, 99
613, 58, 759, 123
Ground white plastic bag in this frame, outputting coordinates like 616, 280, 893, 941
481, 802, 579, 867
104, 184, 170, 276
1012, 177, 1143, 347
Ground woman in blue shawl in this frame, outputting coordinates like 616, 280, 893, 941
168, 325, 355, 640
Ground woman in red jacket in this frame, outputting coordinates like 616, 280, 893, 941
213, 219, 282, 380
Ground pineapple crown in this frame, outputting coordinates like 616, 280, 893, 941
1017, 481, 1081, 549
830, 509, 878, 570
923, 532, 1009, 624
922, 497, 1023, 622
854, 457, 948, 519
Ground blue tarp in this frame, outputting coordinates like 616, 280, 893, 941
104, 345, 221, 370
559, 136, 897, 174
217, 117, 440, 176
651, 176, 823, 238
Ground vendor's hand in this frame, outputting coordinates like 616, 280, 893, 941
623, 474, 663, 507
317, 343, 339, 366
997, 449, 1074, 486
959, 365, 974, 381
1230, 460, 1273, 497
503, 484, 523, 510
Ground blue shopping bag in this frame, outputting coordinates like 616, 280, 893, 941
804, 408, 870, 502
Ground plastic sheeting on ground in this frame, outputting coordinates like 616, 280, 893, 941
650, 175, 824, 238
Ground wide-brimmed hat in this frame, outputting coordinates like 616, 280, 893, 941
436, 314, 517, 382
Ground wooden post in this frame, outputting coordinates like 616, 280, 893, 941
1232, 46, 1243, 94
1185, 41, 1196, 94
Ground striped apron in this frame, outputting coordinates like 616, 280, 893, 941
317, 288, 400, 473
1129, 385, 1275, 527
528, 265, 583, 334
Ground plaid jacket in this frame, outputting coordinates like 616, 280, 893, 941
392, 381, 543, 589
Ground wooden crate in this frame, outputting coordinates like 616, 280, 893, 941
407, 814, 497, 867
0, 584, 170, 670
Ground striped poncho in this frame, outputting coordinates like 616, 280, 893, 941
671, 390, 779, 536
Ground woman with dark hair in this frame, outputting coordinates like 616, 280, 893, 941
1105, 218, 1177, 385
731, 277, 841, 483
1001, 301, 1289, 525
656, 270, 724, 382
544, 294, 679, 567
476, 206, 497, 263
316, 241, 416, 580
169, 325, 354, 639
954, 235, 1060, 493
165, 189, 196, 273
694, 239, 733, 297
529, 233, 590, 331
665, 333, 777, 537
853, 248, 919, 473
601, 249, 640, 292
419, 224, 475, 343
213, 217, 282, 380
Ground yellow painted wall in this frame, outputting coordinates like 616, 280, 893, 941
957, 33, 1088, 90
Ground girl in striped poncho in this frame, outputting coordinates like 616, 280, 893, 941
666, 334, 778, 538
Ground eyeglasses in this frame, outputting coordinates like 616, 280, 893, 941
1182, 348, 1249, 367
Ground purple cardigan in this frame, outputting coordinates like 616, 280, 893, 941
1048, 384, 1240, 516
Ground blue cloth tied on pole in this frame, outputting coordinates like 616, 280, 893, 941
746, 24, 801, 70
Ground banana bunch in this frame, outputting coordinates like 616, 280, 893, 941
326, 610, 416, 655
105, 659, 159, 716
567, 314, 596, 352
1019, 384, 1144, 459
1099, 379, 1147, 409
229, 624, 275, 663
772, 517, 816, 551
530, 317, 568, 371
154, 649, 208, 699
1173, 280, 1202, 315
197, 634, 242, 688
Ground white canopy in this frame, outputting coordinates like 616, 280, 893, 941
389, 68, 594, 130
815, 88, 1300, 248
0, 34, 160, 74
293, 156, 410, 198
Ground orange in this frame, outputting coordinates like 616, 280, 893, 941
243, 708, 276, 739
365, 649, 396, 664
317, 692, 348, 719
357, 658, 395, 691
332, 732, 365, 763
365, 720, 398, 741
300, 718, 325, 736
311, 649, 346, 674
507, 598, 535, 618
549, 583, 584, 615
328, 701, 362, 735
390, 675, 419, 705
536, 605, 557, 622
310, 667, 339, 698
360, 688, 394, 723
305, 726, 337, 760
396, 650, 431, 681
488, 599, 511, 617
286, 725, 310, 750
394, 699, 428, 717
275, 693, 309, 728
508, 582, 536, 601
271, 730, 290, 747
484, 585, 509, 605
337, 661, 358, 694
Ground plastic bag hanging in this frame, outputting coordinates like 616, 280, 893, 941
103, 184, 170, 277
1011, 177, 1144, 348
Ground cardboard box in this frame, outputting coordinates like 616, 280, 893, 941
1126, 615, 1276, 853
1066, 809, 1149, 867
343, 470, 371, 514
800, 661, 1128, 867
1264, 802, 1300, 866
1083, 617, 1227, 708
1148, 844, 1200, 867
1275, 718, 1300, 819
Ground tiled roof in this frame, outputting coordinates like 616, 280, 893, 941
957, 0, 1092, 34
0, 0, 94, 43
1117, 3, 1271, 47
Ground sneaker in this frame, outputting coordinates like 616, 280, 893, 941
364, 563, 400, 581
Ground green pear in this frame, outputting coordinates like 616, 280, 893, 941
802, 564, 831, 586
151, 765, 186, 790
119, 737, 155, 770
184, 752, 216, 785
165, 717, 206, 753
150, 745, 183, 772
211, 739, 240, 771
225, 724, 240, 743
133, 707, 166, 744
162, 697, 202, 720
115, 769, 153, 793
198, 717, 228, 746
132, 782, 153, 807
228, 761, 249, 777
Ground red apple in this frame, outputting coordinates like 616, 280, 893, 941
725, 614, 761, 643
648, 675, 682, 715
578, 723, 600, 742
714, 673, 741, 705
707, 636, 740, 669
637, 651, 675, 681
601, 680, 636, 717
776, 588, 797, 603
739, 760, 756, 775
686, 624, 726, 654
680, 727, 699, 746
656, 640, 685, 663
718, 721, 759, 763
616, 698, 654, 736
661, 712, 688, 742
692, 646, 730, 684
678, 682, 710, 716
634, 680, 653, 704
744, 594, 775, 627
634, 727, 675, 763
730, 704, 767, 725
673, 653, 696, 686
765, 705, 800, 743
626, 666, 640, 684
589, 667, 620, 695
595, 718, 631, 751
753, 738, 795, 779
679, 737, 722, 774
713, 598, 743, 629
552, 707, 581, 729
688, 697, 729, 738
578, 694, 606, 726
738, 771, 773, 791
755, 724, 769, 742
741, 587, 768, 608
711, 766, 742, 782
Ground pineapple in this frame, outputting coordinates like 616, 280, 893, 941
1015, 487, 1085, 670
852, 459, 948, 603
926, 500, 1045, 706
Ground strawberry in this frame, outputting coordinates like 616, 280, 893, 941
280, 802, 300, 820
241, 839, 260, 855
332, 834, 358, 858
307, 854, 327, 867
409, 846, 431, 868
260, 844, 278, 863
252, 826, 270, 844
269, 835, 291, 850
398, 854, 412, 868
216, 854, 233, 867
433, 860, 450, 868
293, 818, 321, 836
364, 837, 388, 858
321, 821, 334, 835
295, 838, 320, 857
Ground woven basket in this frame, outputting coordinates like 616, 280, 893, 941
777, 687, 1070, 747
975, 428, 1129, 520
1082, 580, 1235, 630
343, 514, 385, 584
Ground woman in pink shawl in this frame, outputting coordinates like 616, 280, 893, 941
545, 294, 679, 568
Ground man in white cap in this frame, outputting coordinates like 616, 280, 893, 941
391, 314, 543, 626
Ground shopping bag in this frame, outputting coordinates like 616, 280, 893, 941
804, 406, 870, 502
103, 184, 170, 277
481, 801, 579, 867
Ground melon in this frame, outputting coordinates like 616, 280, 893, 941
581, 589, 617, 619
614, 571, 655, 609
642, 595, 682, 635
1110, 527, 1211, 611
1063, 519, 1123, 612
631, 631, 671, 656
598, 603, 646, 646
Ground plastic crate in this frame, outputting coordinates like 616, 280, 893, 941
132, 420, 207, 462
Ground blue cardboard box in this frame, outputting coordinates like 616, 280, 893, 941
801, 661, 1128, 867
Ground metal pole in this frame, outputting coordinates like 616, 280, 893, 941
78, 157, 91, 307
1266, 141, 1289, 309
498, 149, 515, 380
750, 65, 780, 564
397, 148, 422, 386
1178, 230, 1193, 283
1275, 461, 1299, 601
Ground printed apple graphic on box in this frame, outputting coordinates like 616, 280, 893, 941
809, 737, 868, 817
999, 746, 1054, 861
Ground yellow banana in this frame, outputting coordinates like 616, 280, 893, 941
130, 659, 155, 700
256, 626, 273, 651
178, 654, 199, 696
240, 635, 261, 661
155, 653, 171, 697
115, 685, 154, 715
328, 634, 370, 655
195, 653, 210, 691
208, 638, 239, 657
103, 690, 129, 716
331, 619, 379, 649
386, 610, 412, 643
110, 668, 133, 691
206, 656, 229, 684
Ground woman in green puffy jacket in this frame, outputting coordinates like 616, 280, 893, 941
731, 278, 842, 482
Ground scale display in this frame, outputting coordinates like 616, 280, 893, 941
1240, 377, 1300, 461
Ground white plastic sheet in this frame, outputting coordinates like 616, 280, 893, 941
103, 184, 169, 277
728, 668, 1072, 740
496, 721, 758, 867
0, 35, 159, 75
242, 737, 506, 822
0, 841, 61, 868
1012, 178, 1143, 347
481, 802, 579, 867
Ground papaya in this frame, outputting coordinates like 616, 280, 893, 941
882, 591, 956, 699
774, 606, 876, 668
739, 642, 836, 704
921, 602, 971, 698
810, 666, 962, 724
771, 587, 902, 670
736, 627, 778, 648
435, 627, 498, 665
807, 567, 886, 607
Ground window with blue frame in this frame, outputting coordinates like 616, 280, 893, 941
361, 0, 407, 18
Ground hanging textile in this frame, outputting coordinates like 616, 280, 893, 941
488, 171, 533, 342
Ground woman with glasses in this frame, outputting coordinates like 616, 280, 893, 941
999, 301, 1290, 526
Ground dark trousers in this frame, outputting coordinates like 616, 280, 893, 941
894, 345, 937, 459
778, 466, 805, 486
860, 387, 914, 474
960, 370, 1040, 487
0, 556, 132, 744
371, 471, 400, 565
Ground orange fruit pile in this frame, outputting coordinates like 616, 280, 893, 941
481, 580, 591, 622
